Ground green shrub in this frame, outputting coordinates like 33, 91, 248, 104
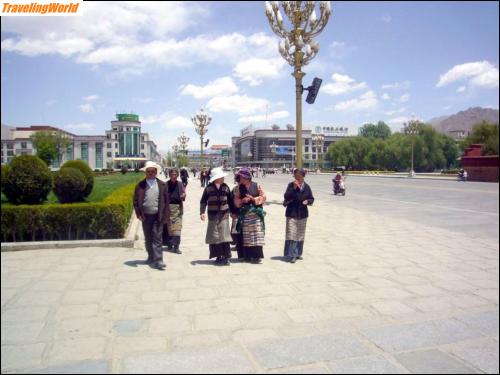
61, 160, 94, 198
1, 164, 8, 194
1, 182, 136, 242
3, 155, 52, 204
53, 167, 87, 203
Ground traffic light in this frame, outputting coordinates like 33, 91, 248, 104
204, 139, 210, 147
305, 77, 322, 104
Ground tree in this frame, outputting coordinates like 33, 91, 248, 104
30, 130, 71, 166
460, 122, 499, 156
359, 121, 392, 139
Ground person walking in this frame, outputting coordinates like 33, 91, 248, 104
283, 168, 314, 263
200, 167, 233, 266
134, 161, 169, 270
180, 167, 189, 188
163, 168, 186, 254
234, 167, 266, 263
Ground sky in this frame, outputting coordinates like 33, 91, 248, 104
1, 1, 499, 155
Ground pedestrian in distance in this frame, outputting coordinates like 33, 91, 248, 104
133, 161, 170, 270
234, 167, 266, 264
163, 168, 186, 254
283, 168, 314, 263
200, 167, 233, 266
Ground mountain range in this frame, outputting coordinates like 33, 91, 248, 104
428, 107, 499, 135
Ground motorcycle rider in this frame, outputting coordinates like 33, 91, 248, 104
333, 172, 345, 194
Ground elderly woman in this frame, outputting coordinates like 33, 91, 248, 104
163, 168, 186, 254
283, 168, 314, 263
234, 167, 266, 263
200, 167, 233, 266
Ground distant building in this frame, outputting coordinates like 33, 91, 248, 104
231, 124, 349, 168
1, 113, 161, 169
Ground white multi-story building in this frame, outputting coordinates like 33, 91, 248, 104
1, 113, 162, 169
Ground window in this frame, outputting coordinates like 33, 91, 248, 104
115, 143, 118, 149
107, 152, 112, 157
106, 134, 111, 139
7, 143, 14, 149
114, 134, 118, 139
141, 136, 145, 141
7, 150, 14, 156
80, 143, 88, 163
141, 144, 145, 150
107, 143, 112, 148
21, 142, 27, 149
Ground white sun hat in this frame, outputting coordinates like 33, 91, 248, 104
209, 167, 228, 183
140, 161, 167, 182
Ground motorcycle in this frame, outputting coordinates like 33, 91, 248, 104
333, 179, 346, 195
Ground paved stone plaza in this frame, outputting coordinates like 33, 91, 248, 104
1, 175, 498, 373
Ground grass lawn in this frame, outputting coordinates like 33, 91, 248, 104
1, 172, 144, 205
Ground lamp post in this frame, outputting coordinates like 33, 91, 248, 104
191, 109, 211, 167
404, 119, 419, 177
270, 141, 277, 170
311, 132, 324, 172
266, 1, 331, 168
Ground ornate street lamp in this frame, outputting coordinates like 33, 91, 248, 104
177, 132, 190, 156
311, 132, 324, 171
266, 1, 331, 168
404, 119, 419, 177
191, 109, 211, 167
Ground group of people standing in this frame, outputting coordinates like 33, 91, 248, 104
134, 161, 314, 270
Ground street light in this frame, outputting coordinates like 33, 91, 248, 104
270, 141, 277, 169
311, 132, 324, 171
191, 108, 211, 167
266, 1, 331, 168
404, 119, 419, 177
177, 132, 190, 155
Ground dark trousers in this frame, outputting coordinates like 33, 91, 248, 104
142, 214, 164, 263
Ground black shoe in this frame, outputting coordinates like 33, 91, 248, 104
174, 247, 182, 254
251, 258, 262, 264
215, 257, 222, 265
152, 261, 166, 270
297, 256, 303, 260
146, 257, 153, 264
223, 258, 230, 266
290, 257, 297, 263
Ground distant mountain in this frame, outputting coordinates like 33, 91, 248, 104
429, 107, 499, 135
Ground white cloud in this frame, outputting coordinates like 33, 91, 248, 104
180, 76, 239, 99
323, 73, 367, 96
238, 110, 289, 124
83, 94, 99, 102
381, 81, 411, 90
142, 112, 193, 131
206, 94, 269, 115
436, 61, 499, 89
164, 116, 193, 129
456, 85, 466, 93
79, 103, 94, 113
381, 14, 392, 23
398, 93, 410, 103
334, 91, 378, 111
233, 58, 285, 86
385, 108, 406, 116
329, 41, 357, 60
64, 122, 96, 131
381, 93, 391, 100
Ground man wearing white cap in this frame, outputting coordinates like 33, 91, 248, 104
200, 167, 233, 265
134, 161, 169, 270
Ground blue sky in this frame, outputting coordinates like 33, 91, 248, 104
1, 1, 498, 154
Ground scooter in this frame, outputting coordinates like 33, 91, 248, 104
333, 179, 346, 195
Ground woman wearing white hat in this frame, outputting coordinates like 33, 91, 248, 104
200, 167, 232, 265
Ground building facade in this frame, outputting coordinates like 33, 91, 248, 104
1, 114, 162, 169
231, 125, 349, 168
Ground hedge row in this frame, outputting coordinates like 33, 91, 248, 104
1, 182, 136, 242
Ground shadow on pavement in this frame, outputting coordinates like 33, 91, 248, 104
190, 260, 217, 266
270, 256, 289, 262
124, 260, 149, 268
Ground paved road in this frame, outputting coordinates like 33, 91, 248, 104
1, 175, 498, 374
258, 174, 499, 241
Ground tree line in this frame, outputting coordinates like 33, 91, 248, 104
326, 121, 498, 172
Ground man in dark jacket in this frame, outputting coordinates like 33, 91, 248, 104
134, 161, 170, 270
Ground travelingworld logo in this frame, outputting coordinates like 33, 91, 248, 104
2, 0, 83, 16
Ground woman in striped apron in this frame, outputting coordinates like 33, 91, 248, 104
234, 168, 266, 264
200, 167, 233, 266
163, 168, 186, 254
283, 168, 314, 263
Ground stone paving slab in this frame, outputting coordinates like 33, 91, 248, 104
394, 349, 478, 374
1, 179, 499, 373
